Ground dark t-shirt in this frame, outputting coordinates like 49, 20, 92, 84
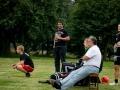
115, 32, 120, 43
115, 32, 120, 56
115, 48, 120, 56
55, 29, 69, 47
20, 53, 34, 68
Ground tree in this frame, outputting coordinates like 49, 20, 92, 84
0, 0, 71, 56
0, 0, 19, 55
69, 0, 120, 59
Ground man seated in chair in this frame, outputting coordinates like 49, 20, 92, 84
49, 36, 102, 90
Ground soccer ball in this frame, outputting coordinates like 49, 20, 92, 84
101, 76, 110, 84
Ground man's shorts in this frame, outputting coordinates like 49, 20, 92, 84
114, 57, 120, 65
22, 64, 33, 72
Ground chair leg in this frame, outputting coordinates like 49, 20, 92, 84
89, 77, 91, 90
97, 79, 99, 90
89, 77, 99, 90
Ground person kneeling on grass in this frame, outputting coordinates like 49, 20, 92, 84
12, 45, 34, 77
49, 36, 102, 90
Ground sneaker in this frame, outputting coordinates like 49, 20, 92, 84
48, 79, 61, 89
38, 80, 50, 84
25, 73, 30, 77
109, 82, 119, 85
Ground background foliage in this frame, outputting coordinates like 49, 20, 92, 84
0, 0, 120, 59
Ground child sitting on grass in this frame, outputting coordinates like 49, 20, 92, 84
12, 45, 34, 77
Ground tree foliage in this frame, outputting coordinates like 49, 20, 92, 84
1, 0, 120, 59
69, 0, 120, 58
0, 0, 71, 55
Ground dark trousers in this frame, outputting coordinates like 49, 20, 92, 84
54, 46, 67, 72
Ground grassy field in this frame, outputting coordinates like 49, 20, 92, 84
0, 57, 119, 90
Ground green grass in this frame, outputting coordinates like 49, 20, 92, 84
0, 57, 119, 90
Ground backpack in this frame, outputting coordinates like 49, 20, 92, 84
62, 59, 84, 73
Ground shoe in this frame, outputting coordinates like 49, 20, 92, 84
109, 82, 119, 85
38, 80, 50, 84
25, 73, 30, 77
48, 79, 61, 89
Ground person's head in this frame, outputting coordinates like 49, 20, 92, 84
57, 21, 64, 30
84, 36, 97, 48
16, 45, 24, 54
118, 24, 120, 32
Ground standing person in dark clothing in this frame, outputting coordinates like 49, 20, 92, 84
12, 45, 34, 77
110, 24, 120, 85
53, 21, 70, 72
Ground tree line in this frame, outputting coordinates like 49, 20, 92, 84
0, 0, 120, 60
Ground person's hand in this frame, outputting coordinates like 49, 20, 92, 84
116, 42, 120, 47
64, 36, 70, 41
53, 45, 55, 48
55, 35, 61, 40
79, 58, 83, 61
83, 38, 89, 48
113, 56, 117, 61
114, 44, 117, 48
54, 33, 61, 40
12, 64, 16, 69
57, 36, 70, 41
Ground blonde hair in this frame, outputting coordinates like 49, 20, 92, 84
17, 45, 24, 51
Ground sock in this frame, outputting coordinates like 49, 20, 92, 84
115, 79, 118, 83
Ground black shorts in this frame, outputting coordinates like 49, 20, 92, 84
114, 57, 120, 65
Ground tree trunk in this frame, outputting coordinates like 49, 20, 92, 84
41, 42, 44, 55
102, 43, 109, 61
101, 36, 110, 61
46, 39, 50, 55
0, 29, 11, 56
0, 38, 10, 56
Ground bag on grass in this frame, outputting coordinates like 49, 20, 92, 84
62, 62, 75, 72
62, 59, 84, 73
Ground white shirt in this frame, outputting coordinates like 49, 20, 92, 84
83, 45, 102, 68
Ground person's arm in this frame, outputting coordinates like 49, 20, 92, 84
81, 48, 96, 61
16, 60, 24, 65
53, 36, 56, 48
18, 55, 25, 65
81, 55, 90, 61
58, 36, 70, 41
12, 61, 24, 69
55, 30, 70, 41
114, 33, 120, 47
114, 43, 117, 48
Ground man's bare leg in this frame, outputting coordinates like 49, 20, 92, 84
16, 65, 27, 73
